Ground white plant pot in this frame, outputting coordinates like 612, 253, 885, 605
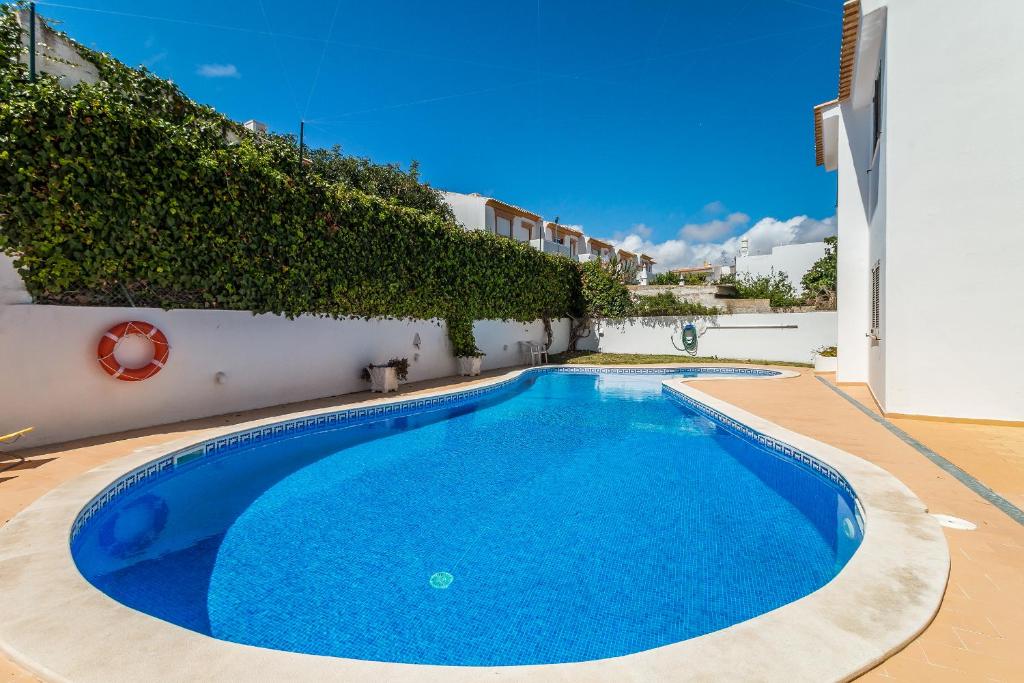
814, 355, 838, 373
369, 366, 399, 393
457, 356, 482, 377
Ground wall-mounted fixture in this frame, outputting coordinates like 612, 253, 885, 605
214, 371, 228, 385
413, 333, 421, 349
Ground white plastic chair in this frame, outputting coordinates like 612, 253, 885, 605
524, 341, 548, 366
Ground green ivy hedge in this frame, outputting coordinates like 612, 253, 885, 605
0, 8, 582, 338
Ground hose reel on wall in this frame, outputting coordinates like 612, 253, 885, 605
671, 322, 702, 356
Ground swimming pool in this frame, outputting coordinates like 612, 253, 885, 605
70, 367, 863, 666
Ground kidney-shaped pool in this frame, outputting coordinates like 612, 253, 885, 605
71, 368, 863, 666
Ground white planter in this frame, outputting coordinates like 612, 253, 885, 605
369, 366, 398, 393
814, 355, 838, 373
457, 356, 483, 377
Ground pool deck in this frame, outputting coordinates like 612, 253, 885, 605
1, 365, 1022, 681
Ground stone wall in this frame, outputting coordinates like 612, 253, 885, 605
628, 285, 772, 313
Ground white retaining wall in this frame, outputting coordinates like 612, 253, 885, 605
595, 312, 837, 364
0, 305, 569, 449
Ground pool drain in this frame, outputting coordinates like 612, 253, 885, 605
931, 514, 976, 530
430, 571, 454, 589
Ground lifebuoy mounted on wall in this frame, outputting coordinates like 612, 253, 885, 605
96, 321, 170, 381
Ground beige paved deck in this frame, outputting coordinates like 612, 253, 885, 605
2, 366, 1022, 681
697, 372, 1024, 681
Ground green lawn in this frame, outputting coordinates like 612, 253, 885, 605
549, 351, 812, 368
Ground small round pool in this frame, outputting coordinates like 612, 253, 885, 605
71, 368, 862, 666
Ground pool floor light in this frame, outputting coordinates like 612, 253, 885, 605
429, 571, 454, 589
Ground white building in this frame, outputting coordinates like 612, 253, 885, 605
734, 241, 828, 294
814, 0, 1023, 422
638, 254, 656, 285
442, 191, 542, 244
540, 222, 584, 259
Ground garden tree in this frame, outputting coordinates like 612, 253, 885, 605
721, 271, 801, 308
578, 260, 633, 318
604, 252, 638, 285
305, 147, 454, 222
650, 272, 680, 285
682, 272, 709, 285
566, 260, 631, 350
801, 236, 838, 309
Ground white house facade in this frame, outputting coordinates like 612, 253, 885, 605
815, 0, 1023, 422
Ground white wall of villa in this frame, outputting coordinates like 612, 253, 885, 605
817, 0, 1024, 422
0, 255, 31, 305
735, 242, 827, 295
0, 305, 570, 449
593, 312, 837, 364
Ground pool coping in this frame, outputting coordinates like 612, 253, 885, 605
0, 365, 949, 682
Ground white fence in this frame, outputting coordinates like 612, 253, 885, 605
0, 305, 568, 449
592, 312, 837, 364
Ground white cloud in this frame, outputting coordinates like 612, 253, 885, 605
602, 212, 836, 272
679, 211, 749, 241
143, 51, 168, 68
700, 200, 727, 216
197, 63, 240, 78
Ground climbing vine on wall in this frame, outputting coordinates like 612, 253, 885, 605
0, 8, 582, 344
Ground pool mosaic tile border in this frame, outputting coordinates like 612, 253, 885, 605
662, 384, 864, 532
70, 366, 784, 542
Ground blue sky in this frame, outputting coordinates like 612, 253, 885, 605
29, 0, 842, 268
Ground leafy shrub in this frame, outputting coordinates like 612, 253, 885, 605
446, 317, 485, 357
682, 272, 709, 285
649, 272, 680, 285
814, 345, 837, 358
579, 260, 633, 318
802, 236, 837, 309
360, 358, 410, 382
722, 271, 801, 308
631, 292, 719, 316
0, 8, 582, 353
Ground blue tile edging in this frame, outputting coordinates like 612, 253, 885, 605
69, 365, 784, 543
662, 382, 865, 533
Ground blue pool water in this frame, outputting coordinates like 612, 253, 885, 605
72, 369, 862, 666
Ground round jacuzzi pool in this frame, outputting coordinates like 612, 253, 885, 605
71, 368, 862, 666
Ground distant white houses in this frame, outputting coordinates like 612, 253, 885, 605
734, 241, 828, 294
583, 237, 614, 262
638, 254, 656, 285
670, 263, 731, 283
442, 191, 541, 243
541, 222, 584, 259
814, 0, 1023, 422
441, 192, 657, 283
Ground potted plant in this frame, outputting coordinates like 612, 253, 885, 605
456, 350, 485, 377
360, 358, 409, 393
448, 317, 486, 376
813, 345, 838, 373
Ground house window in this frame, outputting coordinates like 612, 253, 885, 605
495, 212, 512, 238
569, 238, 577, 256
517, 221, 534, 242
870, 261, 881, 336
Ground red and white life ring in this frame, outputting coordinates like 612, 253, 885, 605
96, 321, 170, 382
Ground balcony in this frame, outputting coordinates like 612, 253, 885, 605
530, 238, 575, 259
